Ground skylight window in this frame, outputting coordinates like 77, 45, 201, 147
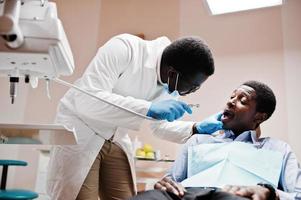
205, 0, 283, 15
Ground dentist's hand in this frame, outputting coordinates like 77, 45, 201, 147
194, 112, 223, 134
147, 99, 192, 122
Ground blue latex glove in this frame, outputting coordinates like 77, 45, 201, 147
147, 99, 192, 122
195, 112, 223, 134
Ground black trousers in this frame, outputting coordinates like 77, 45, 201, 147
129, 188, 249, 200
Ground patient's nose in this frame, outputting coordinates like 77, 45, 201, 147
227, 98, 235, 108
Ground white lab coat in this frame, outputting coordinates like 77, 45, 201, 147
46, 34, 195, 200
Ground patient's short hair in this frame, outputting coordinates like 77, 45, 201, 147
242, 81, 276, 119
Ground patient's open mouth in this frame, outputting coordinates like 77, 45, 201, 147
221, 109, 234, 123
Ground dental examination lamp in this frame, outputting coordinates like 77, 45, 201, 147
0, 0, 74, 104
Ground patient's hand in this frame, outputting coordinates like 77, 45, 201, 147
154, 176, 186, 197
222, 185, 278, 200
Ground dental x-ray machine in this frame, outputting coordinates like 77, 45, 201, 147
0, 0, 154, 120
0, 0, 74, 104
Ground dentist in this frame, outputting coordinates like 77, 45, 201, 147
47, 34, 221, 200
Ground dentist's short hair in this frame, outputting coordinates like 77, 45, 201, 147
161, 36, 215, 76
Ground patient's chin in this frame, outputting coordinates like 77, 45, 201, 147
222, 123, 232, 130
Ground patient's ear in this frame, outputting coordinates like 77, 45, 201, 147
254, 112, 268, 126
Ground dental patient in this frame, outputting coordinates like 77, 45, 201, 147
130, 80, 301, 200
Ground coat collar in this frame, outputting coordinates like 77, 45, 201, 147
156, 48, 164, 85
218, 130, 259, 144
143, 36, 170, 85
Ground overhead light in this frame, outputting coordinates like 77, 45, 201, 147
205, 0, 283, 15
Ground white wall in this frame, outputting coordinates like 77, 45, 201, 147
179, 0, 288, 142
281, 0, 301, 159
1, 0, 300, 191
98, 0, 180, 42
95, 0, 299, 162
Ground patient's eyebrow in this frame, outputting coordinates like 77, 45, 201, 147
241, 89, 255, 100
242, 91, 252, 97
237, 85, 256, 99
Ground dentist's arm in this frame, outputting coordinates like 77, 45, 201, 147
150, 112, 223, 143
72, 35, 191, 131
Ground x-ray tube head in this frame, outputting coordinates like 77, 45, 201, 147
0, 0, 24, 48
